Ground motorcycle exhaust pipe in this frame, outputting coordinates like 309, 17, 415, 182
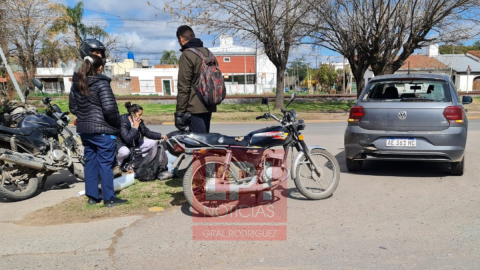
0, 153, 45, 171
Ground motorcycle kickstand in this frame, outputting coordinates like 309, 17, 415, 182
220, 150, 233, 181
39, 172, 53, 189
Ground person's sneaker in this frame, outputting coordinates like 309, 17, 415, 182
87, 197, 101, 205
113, 166, 122, 177
156, 171, 174, 181
104, 197, 128, 208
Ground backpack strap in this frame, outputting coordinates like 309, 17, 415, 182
184, 48, 206, 60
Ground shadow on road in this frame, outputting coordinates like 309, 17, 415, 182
335, 149, 451, 177
0, 169, 80, 203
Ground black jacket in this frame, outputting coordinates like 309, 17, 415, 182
118, 114, 162, 148
69, 74, 120, 135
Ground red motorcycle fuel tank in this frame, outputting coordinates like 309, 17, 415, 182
248, 126, 291, 147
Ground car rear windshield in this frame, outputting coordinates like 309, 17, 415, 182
361, 79, 452, 102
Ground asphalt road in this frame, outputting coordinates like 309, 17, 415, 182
1, 120, 480, 270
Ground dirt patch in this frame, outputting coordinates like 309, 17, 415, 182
16, 178, 185, 227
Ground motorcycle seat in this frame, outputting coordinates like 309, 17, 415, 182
0, 125, 34, 136
188, 133, 250, 147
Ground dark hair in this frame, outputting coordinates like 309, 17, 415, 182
176, 25, 195, 41
77, 54, 104, 97
125, 102, 143, 115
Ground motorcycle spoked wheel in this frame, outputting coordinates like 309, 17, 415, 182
294, 148, 340, 200
0, 168, 39, 201
183, 156, 248, 217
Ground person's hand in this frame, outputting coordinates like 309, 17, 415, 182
162, 135, 168, 140
133, 117, 141, 129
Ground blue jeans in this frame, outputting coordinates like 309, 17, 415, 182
80, 134, 116, 201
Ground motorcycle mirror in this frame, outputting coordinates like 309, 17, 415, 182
261, 97, 271, 113
261, 97, 269, 105
285, 92, 296, 108
24, 87, 30, 98
32, 78, 43, 92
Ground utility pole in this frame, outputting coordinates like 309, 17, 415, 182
0, 47, 24, 102
343, 56, 346, 93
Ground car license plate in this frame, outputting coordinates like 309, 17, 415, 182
386, 138, 416, 147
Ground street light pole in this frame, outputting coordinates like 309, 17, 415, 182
0, 47, 24, 102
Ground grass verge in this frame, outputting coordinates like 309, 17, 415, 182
33, 99, 355, 124
17, 178, 185, 226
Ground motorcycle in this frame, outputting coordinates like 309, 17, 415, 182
167, 93, 340, 217
0, 79, 84, 201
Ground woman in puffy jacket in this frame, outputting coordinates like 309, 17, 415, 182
116, 102, 167, 167
69, 54, 126, 208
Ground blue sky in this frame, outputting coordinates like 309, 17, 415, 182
53, 1, 479, 68
55, 0, 186, 63
53, 0, 336, 66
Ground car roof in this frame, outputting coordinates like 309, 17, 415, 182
369, 73, 450, 83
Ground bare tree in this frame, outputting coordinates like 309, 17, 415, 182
309, 0, 480, 97
5, 0, 62, 85
149, 0, 312, 109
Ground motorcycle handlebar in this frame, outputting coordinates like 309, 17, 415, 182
256, 115, 264, 120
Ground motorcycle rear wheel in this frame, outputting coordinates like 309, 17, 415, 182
0, 170, 39, 201
183, 156, 244, 217
294, 149, 340, 200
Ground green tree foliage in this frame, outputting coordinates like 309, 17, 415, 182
314, 64, 337, 92
50, 1, 109, 59
287, 58, 308, 83
439, 41, 480, 54
160, 50, 179, 65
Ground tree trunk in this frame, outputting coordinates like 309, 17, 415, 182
274, 66, 286, 110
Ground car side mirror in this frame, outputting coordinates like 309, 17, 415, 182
462, 96, 473, 105
32, 78, 43, 91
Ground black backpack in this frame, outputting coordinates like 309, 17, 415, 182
130, 143, 168, 182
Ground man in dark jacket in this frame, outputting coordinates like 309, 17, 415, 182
175, 25, 216, 133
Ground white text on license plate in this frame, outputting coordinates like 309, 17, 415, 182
386, 138, 416, 147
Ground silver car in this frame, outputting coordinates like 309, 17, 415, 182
344, 74, 473, 175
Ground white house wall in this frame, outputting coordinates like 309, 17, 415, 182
63, 77, 72, 93
256, 52, 277, 90
129, 68, 179, 95
456, 75, 471, 92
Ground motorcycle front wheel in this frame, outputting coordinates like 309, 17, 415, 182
294, 148, 340, 200
0, 169, 39, 201
183, 156, 245, 217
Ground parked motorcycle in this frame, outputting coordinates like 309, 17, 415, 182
167, 93, 340, 216
0, 79, 84, 201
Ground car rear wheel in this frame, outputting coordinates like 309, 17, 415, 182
346, 158, 363, 172
450, 157, 464, 176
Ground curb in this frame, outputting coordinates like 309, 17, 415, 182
160, 119, 347, 125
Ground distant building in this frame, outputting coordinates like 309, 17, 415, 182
397, 55, 448, 74
435, 51, 480, 92
35, 67, 74, 94
128, 34, 278, 95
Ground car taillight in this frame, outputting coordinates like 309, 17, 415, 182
349, 106, 365, 122
74, 119, 77, 125
443, 106, 464, 123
